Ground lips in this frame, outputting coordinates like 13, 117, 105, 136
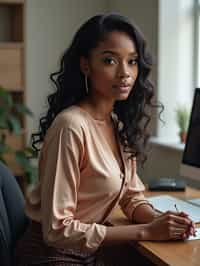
113, 83, 131, 92
119, 83, 130, 88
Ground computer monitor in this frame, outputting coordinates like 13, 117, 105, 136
180, 88, 200, 181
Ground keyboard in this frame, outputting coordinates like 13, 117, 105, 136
147, 195, 200, 223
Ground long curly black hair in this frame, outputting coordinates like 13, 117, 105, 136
32, 13, 163, 164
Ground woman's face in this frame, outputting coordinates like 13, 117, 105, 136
81, 31, 139, 103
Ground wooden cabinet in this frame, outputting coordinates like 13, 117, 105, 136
0, 0, 26, 175
0, 43, 23, 90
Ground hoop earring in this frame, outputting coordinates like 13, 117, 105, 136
85, 75, 89, 94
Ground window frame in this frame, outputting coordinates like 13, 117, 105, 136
195, 0, 200, 87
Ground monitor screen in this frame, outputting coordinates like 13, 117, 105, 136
180, 88, 200, 181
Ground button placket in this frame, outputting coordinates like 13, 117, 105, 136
120, 172, 124, 179
118, 171, 127, 200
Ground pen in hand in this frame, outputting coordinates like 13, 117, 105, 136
174, 204, 179, 212
174, 204, 196, 237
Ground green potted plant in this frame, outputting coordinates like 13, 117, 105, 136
175, 104, 190, 143
0, 86, 38, 190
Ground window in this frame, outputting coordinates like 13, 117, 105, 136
157, 0, 195, 142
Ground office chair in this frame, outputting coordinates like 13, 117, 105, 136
0, 161, 29, 266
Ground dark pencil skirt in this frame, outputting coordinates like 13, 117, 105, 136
15, 221, 155, 266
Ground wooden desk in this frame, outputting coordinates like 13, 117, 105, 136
109, 187, 200, 266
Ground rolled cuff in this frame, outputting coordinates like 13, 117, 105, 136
44, 221, 107, 253
84, 223, 107, 251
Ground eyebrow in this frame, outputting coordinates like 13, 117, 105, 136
101, 50, 138, 56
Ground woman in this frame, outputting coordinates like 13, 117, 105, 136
15, 13, 195, 265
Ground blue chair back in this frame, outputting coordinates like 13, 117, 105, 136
0, 162, 28, 266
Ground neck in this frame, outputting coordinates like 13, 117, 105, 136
79, 96, 114, 121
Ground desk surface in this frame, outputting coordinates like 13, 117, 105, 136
109, 187, 200, 266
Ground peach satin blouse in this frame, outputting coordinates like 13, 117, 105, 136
25, 106, 149, 252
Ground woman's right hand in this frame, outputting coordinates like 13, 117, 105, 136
143, 211, 195, 241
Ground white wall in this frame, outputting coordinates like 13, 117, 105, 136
25, 0, 107, 141
107, 0, 158, 90
139, 144, 200, 188
139, 144, 183, 182
107, 0, 158, 55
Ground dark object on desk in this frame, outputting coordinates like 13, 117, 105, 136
148, 178, 186, 191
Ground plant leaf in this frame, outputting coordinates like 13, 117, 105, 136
25, 166, 38, 184
0, 87, 13, 107
0, 119, 8, 129
15, 103, 33, 117
175, 105, 190, 132
15, 151, 38, 184
23, 146, 38, 158
0, 107, 8, 117
15, 151, 29, 165
7, 116, 21, 134
0, 142, 11, 154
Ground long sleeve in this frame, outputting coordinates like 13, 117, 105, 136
39, 121, 106, 252
119, 159, 150, 222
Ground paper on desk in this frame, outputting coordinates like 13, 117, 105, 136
147, 195, 200, 223
187, 228, 200, 241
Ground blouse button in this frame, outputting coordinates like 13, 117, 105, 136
120, 173, 124, 179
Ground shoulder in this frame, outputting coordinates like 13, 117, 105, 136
52, 105, 88, 132
45, 106, 88, 142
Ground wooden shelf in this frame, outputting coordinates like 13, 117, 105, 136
4, 87, 24, 92
0, 3, 23, 42
0, 44, 23, 89
0, 42, 23, 48
0, 0, 26, 177
0, 0, 24, 4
